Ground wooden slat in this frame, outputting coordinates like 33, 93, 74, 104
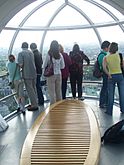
20, 100, 101, 165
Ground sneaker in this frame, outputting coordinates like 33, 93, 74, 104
99, 104, 107, 108
21, 109, 26, 115
17, 107, 20, 112
105, 111, 112, 116
27, 106, 38, 111
78, 97, 85, 101
38, 103, 44, 106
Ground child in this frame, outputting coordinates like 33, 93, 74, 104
6, 54, 25, 114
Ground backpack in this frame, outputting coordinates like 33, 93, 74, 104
119, 53, 124, 76
93, 55, 102, 78
69, 52, 83, 73
101, 120, 124, 144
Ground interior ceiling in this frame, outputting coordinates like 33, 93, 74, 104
0, 0, 124, 31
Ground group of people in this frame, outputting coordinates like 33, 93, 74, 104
7, 39, 124, 116
6, 40, 90, 113
42, 40, 90, 104
7, 42, 44, 113
98, 41, 124, 116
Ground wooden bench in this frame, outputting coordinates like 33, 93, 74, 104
20, 99, 101, 165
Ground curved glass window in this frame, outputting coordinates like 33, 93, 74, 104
0, 0, 124, 75
50, 6, 89, 26
12, 31, 44, 56
23, 0, 64, 27
6, 0, 43, 27
97, 26, 124, 44
0, 30, 15, 56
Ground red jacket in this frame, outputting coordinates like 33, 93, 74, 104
61, 52, 72, 79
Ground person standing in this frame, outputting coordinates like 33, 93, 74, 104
103, 42, 124, 115
97, 41, 110, 108
30, 43, 44, 106
43, 40, 65, 105
18, 42, 38, 111
69, 44, 90, 100
59, 44, 72, 99
6, 54, 25, 114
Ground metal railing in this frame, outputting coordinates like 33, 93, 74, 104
0, 64, 120, 120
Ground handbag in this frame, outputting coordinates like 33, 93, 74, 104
9, 64, 18, 89
44, 56, 54, 77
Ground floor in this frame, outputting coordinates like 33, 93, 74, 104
0, 99, 124, 165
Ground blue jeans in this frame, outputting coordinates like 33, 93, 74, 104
99, 72, 108, 106
36, 75, 44, 105
107, 73, 124, 115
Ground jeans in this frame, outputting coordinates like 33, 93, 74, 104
107, 73, 124, 115
36, 75, 44, 105
99, 72, 108, 106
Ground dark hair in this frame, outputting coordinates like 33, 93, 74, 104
101, 41, 110, 49
109, 42, 118, 53
8, 54, 15, 62
21, 42, 28, 48
48, 40, 60, 59
72, 44, 80, 53
30, 43, 37, 50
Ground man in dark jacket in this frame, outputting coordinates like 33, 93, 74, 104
30, 43, 44, 105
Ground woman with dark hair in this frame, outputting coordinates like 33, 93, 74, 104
103, 42, 124, 115
69, 44, 90, 100
43, 40, 65, 105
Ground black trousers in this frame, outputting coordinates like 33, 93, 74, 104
70, 72, 83, 98
61, 78, 68, 99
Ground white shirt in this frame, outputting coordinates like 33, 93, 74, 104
43, 53, 65, 75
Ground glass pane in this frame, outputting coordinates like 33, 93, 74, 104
0, 30, 15, 75
97, 26, 124, 46
50, 6, 88, 26
12, 31, 44, 56
69, 0, 114, 23
94, 0, 124, 20
6, 0, 44, 27
0, 30, 15, 56
23, 0, 63, 26
42, 29, 100, 61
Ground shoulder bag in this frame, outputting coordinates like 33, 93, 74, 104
9, 64, 18, 89
44, 56, 54, 77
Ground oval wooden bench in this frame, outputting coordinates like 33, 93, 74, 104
20, 99, 101, 165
